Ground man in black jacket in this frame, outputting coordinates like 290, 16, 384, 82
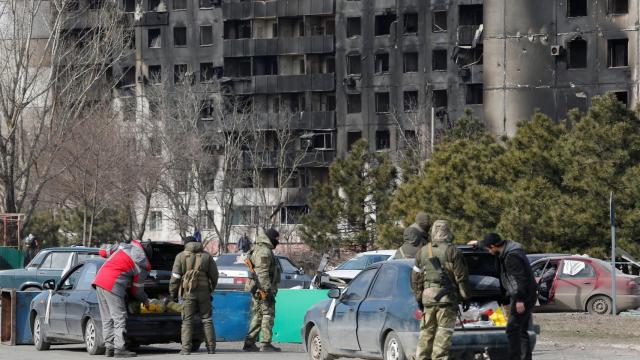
469, 233, 537, 360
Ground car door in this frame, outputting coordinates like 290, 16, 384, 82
357, 265, 397, 354
327, 267, 378, 351
66, 263, 99, 338
278, 257, 304, 288
37, 252, 73, 284
48, 285, 73, 336
551, 259, 596, 311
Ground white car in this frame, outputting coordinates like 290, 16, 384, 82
324, 250, 397, 284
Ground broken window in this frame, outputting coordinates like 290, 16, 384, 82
313, 133, 334, 149
200, 63, 216, 82
403, 52, 418, 73
253, 56, 278, 76
148, 65, 162, 83
465, 84, 483, 105
88, 0, 104, 9
433, 89, 447, 108
347, 54, 361, 75
608, 0, 629, 14
279, 17, 304, 37
125, 28, 135, 49
567, 38, 587, 69
200, 99, 215, 120
148, 28, 161, 48
280, 206, 308, 224
376, 130, 390, 150
65, 0, 80, 11
118, 67, 135, 88
432, 49, 447, 71
200, 25, 213, 46
459, 5, 483, 25
347, 131, 362, 150
432, 11, 447, 32
347, 17, 361, 37
174, 64, 188, 84
174, 26, 187, 47
347, 93, 361, 114
404, 13, 418, 34
200, 0, 216, 9
404, 90, 418, 111
311, 93, 336, 111
375, 13, 396, 36
224, 20, 251, 39
614, 91, 628, 107
123, 0, 135, 12
173, 0, 187, 10
224, 57, 252, 77
375, 92, 390, 113
375, 53, 389, 74
148, 0, 166, 12
608, 39, 628, 67
567, 0, 587, 17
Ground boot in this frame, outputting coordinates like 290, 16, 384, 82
105, 348, 114, 357
260, 343, 281, 352
179, 349, 191, 355
207, 347, 216, 354
243, 341, 260, 352
114, 349, 137, 358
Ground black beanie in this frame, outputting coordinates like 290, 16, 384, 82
478, 232, 504, 248
265, 228, 280, 247
183, 236, 197, 244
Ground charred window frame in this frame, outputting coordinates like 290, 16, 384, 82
432, 49, 447, 71
123, 0, 135, 12
465, 84, 483, 105
375, 52, 390, 74
608, 0, 629, 14
200, 0, 217, 9
375, 92, 390, 113
118, 67, 135, 88
148, 65, 162, 84
403, 52, 418, 73
148, 0, 166, 12
375, 130, 390, 150
347, 93, 361, 114
432, 89, 448, 108
347, 131, 362, 150
200, 62, 216, 83
567, 0, 587, 17
347, 17, 361, 37
459, 5, 483, 26
403, 90, 419, 112
567, 38, 587, 69
174, 64, 188, 84
224, 20, 251, 39
173, 26, 187, 47
148, 28, 161, 48
200, 25, 213, 46
614, 91, 628, 107
608, 38, 628, 68
200, 99, 215, 120
432, 11, 447, 32
173, 0, 187, 10
403, 13, 418, 34
375, 13, 396, 36
347, 54, 361, 75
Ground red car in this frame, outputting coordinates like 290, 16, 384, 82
531, 255, 640, 314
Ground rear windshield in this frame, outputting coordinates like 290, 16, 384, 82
464, 252, 499, 278
336, 254, 391, 270
216, 254, 247, 267
149, 243, 184, 271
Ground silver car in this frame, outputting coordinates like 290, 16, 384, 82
216, 253, 311, 290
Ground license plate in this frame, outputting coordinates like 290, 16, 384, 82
218, 278, 234, 284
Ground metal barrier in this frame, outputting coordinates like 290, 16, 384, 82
0, 289, 39, 345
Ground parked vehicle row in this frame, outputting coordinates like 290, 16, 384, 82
216, 253, 312, 290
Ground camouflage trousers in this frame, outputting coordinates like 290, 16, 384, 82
415, 305, 457, 360
181, 291, 216, 352
245, 297, 276, 344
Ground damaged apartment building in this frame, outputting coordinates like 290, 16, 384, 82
109, 0, 639, 240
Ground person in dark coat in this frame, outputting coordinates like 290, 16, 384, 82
469, 233, 537, 360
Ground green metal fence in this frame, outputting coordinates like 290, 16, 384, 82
0, 247, 24, 270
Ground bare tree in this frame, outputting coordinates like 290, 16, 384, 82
0, 0, 132, 240
389, 100, 433, 178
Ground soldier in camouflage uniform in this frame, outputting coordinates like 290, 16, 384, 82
395, 212, 431, 259
170, 236, 219, 355
243, 228, 282, 352
412, 220, 471, 360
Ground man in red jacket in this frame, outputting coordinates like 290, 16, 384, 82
93, 240, 152, 358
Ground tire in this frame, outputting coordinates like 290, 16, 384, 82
191, 340, 202, 352
587, 295, 612, 315
383, 331, 406, 360
33, 316, 50, 351
307, 326, 334, 360
84, 318, 106, 355
23, 286, 41, 292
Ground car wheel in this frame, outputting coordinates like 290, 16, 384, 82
383, 331, 406, 360
587, 295, 612, 315
33, 316, 50, 351
191, 340, 202, 352
23, 286, 41, 292
307, 326, 334, 360
85, 318, 106, 355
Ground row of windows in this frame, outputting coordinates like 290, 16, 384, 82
147, 26, 214, 48
346, 50, 448, 75
565, 38, 629, 69
119, 62, 221, 87
567, 0, 628, 17
345, 85, 483, 114
122, 0, 219, 12
346, 11, 448, 38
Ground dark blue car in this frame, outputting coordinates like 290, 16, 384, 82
302, 248, 538, 360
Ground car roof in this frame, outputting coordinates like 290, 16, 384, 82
357, 250, 397, 256
531, 255, 593, 263
45, 247, 99, 252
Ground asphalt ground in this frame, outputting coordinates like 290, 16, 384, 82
2, 341, 640, 359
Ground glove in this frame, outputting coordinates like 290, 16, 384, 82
462, 300, 471, 312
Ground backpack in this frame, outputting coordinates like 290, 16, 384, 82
179, 252, 203, 297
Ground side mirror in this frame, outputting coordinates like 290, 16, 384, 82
42, 279, 56, 290
328, 288, 341, 299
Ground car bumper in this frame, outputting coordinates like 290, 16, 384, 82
397, 328, 537, 359
615, 295, 640, 312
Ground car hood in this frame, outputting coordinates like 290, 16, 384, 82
325, 269, 360, 280
0, 268, 20, 276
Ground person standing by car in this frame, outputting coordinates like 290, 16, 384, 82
413, 220, 471, 360
243, 228, 282, 352
22, 234, 40, 265
469, 233, 537, 360
93, 240, 152, 358
169, 236, 219, 355
396, 212, 431, 259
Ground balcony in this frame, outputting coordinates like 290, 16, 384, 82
224, 73, 334, 94
457, 25, 482, 46
224, 36, 334, 57
253, 111, 335, 129
223, 0, 334, 20
243, 149, 335, 168
140, 12, 169, 26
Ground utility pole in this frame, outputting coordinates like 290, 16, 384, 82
610, 191, 617, 315
430, 107, 435, 154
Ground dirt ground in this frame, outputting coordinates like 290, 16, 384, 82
533, 312, 640, 345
